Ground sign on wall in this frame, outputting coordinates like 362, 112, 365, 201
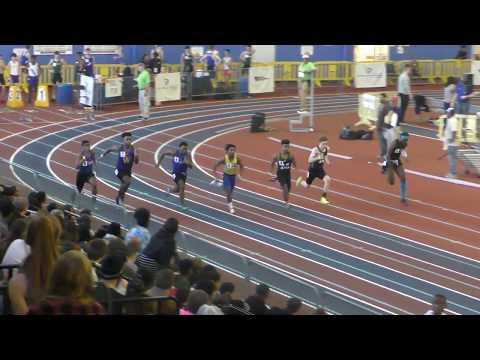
471, 61, 480, 86
354, 62, 387, 88
33, 45, 73, 55
84, 45, 121, 54
154, 73, 181, 102
248, 66, 275, 94
301, 45, 314, 56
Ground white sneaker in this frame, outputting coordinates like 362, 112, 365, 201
445, 173, 457, 179
230, 207, 235, 214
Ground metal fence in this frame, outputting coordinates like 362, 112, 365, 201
0, 156, 382, 315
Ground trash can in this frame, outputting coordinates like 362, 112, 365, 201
56, 84, 73, 105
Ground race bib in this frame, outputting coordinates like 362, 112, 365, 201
120, 151, 126, 158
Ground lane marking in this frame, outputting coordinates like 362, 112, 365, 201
268, 136, 353, 160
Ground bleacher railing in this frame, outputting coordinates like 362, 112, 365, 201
0, 156, 382, 315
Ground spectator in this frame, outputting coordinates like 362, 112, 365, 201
189, 257, 205, 285
0, 184, 18, 200
136, 217, 179, 272
397, 64, 412, 124
443, 108, 458, 179
8, 215, 61, 314
180, 289, 209, 315
48, 51, 66, 85
149, 52, 162, 75
200, 46, 221, 79
222, 49, 233, 88
104, 222, 123, 241
180, 46, 195, 74
26, 55, 40, 105
240, 45, 255, 76
8, 53, 20, 85
150, 46, 164, 63
443, 77, 457, 112
83, 48, 95, 78
455, 45, 468, 60
197, 303, 224, 315
425, 294, 448, 315
376, 93, 391, 161
174, 258, 193, 293
0, 54, 5, 101
125, 207, 151, 251
124, 268, 156, 315
28, 250, 104, 315
77, 214, 93, 243
212, 282, 248, 311
285, 297, 303, 315
245, 283, 270, 315
297, 54, 316, 113
123, 239, 141, 279
135, 62, 151, 121
94, 224, 109, 239
85, 238, 108, 282
94, 254, 128, 314
28, 191, 48, 214
194, 279, 223, 314
107, 237, 128, 258
455, 77, 475, 115
175, 287, 190, 310
0, 195, 14, 242
1, 218, 29, 267
9, 197, 29, 226
150, 268, 178, 315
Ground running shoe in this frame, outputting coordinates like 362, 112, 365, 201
230, 208, 235, 214
320, 197, 330, 205
296, 177, 303, 187
165, 187, 171, 196
400, 198, 408, 205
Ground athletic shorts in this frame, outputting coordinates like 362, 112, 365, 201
387, 160, 402, 169
0, 74, 5, 85
76, 171, 95, 192
115, 168, 132, 182
223, 174, 236, 191
173, 172, 187, 185
10, 75, 19, 84
28, 76, 38, 86
306, 166, 326, 185
277, 172, 291, 191
52, 72, 63, 84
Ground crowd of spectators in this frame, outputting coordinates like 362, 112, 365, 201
0, 185, 325, 316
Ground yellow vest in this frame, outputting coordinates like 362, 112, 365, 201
224, 154, 239, 175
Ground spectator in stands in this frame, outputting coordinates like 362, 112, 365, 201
194, 279, 223, 314
135, 62, 151, 121
104, 222, 123, 241
26, 55, 40, 105
149, 52, 162, 75
0, 54, 5, 102
85, 238, 108, 282
136, 217, 179, 273
197, 264, 221, 292
189, 257, 205, 285
28, 191, 48, 214
297, 54, 316, 114
222, 49, 233, 88
123, 239, 140, 279
455, 46, 468, 60
181, 289, 209, 315
1, 218, 29, 267
9, 197, 29, 226
94, 254, 128, 314
0, 196, 14, 243
124, 268, 156, 315
125, 207, 151, 251
150, 268, 178, 315
94, 224, 109, 239
28, 250, 104, 315
397, 64, 412, 124
8, 215, 61, 314
48, 51, 66, 85
8, 53, 20, 84
200, 46, 221, 79
425, 294, 448, 315
197, 303, 224, 315
443, 77, 457, 112
74, 52, 85, 84
174, 258, 193, 293
240, 45, 255, 76
180, 46, 195, 75
83, 48, 95, 78
245, 283, 270, 315
77, 214, 93, 243
212, 282, 248, 311
285, 297, 303, 315
107, 237, 128, 258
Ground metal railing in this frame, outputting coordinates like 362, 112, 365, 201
0, 156, 382, 315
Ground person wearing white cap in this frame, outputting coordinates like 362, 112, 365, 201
297, 53, 316, 113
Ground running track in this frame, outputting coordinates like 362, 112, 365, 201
1, 92, 479, 315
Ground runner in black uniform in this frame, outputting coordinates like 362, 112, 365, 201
296, 136, 331, 205
384, 132, 409, 204
270, 139, 296, 208
74, 140, 98, 208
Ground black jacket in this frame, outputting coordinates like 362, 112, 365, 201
143, 229, 177, 268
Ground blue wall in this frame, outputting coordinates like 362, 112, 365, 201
0, 45, 472, 64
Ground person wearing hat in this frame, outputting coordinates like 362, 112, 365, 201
443, 108, 459, 179
384, 131, 410, 204
297, 53, 316, 113
94, 254, 128, 314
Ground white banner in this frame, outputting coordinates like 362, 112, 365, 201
84, 45, 120, 54
154, 73, 181, 102
80, 75, 94, 107
105, 78, 123, 98
33, 45, 73, 55
248, 66, 275, 94
471, 61, 480, 86
354, 62, 387, 88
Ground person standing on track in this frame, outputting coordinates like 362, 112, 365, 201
74, 140, 98, 208
26, 55, 40, 105
212, 144, 244, 214
99, 132, 139, 206
8, 53, 20, 85
383, 132, 409, 204
156, 142, 193, 211
295, 136, 331, 205
397, 64, 412, 124
297, 53, 316, 114
270, 139, 297, 208
135, 63, 151, 121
